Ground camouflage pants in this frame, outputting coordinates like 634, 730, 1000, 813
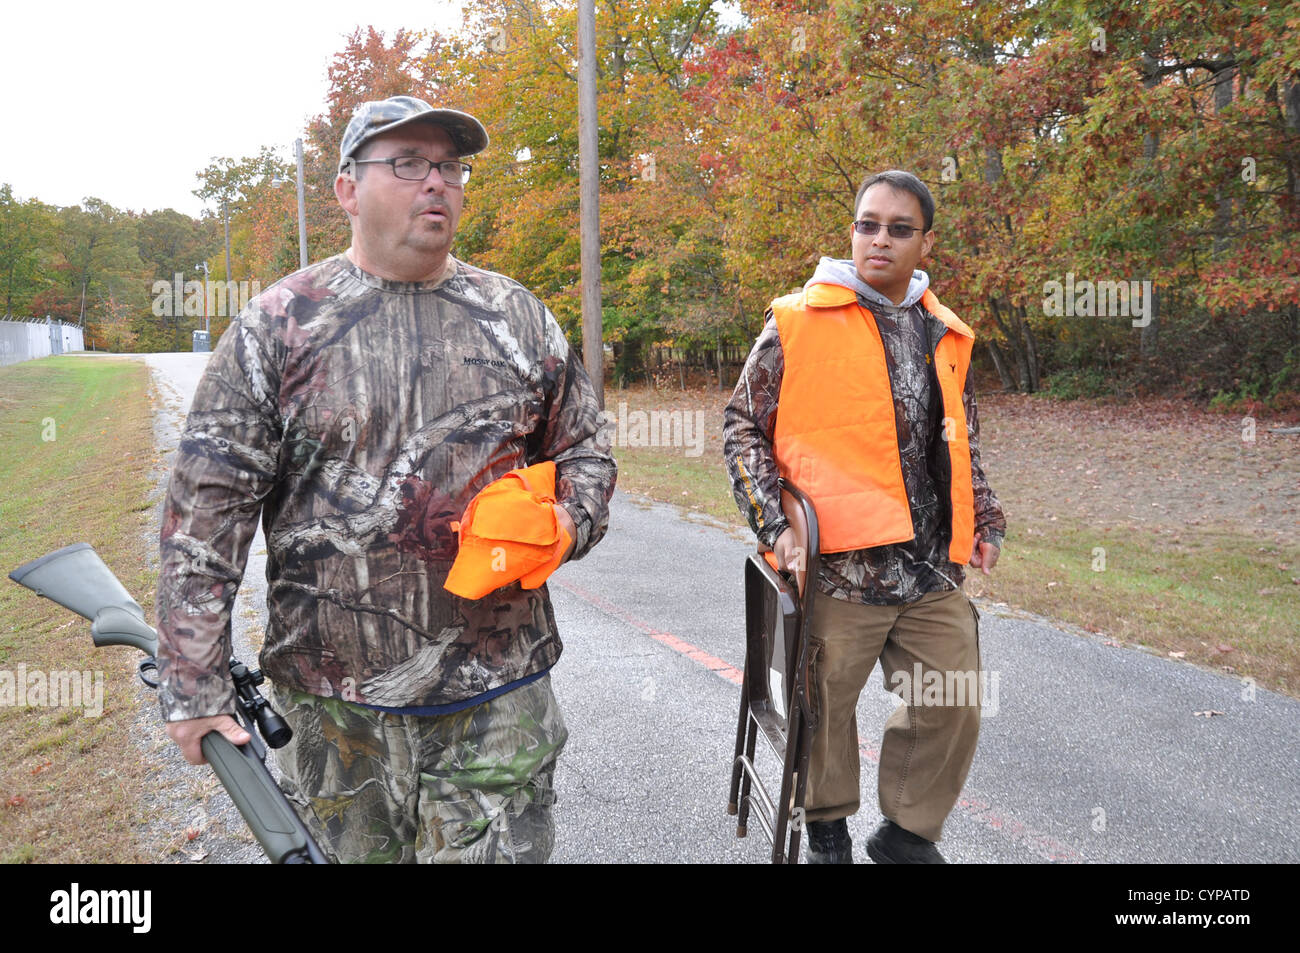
270, 675, 567, 864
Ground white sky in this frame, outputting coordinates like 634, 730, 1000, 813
0, 0, 467, 218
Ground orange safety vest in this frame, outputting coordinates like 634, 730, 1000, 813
771, 283, 976, 562
443, 461, 572, 600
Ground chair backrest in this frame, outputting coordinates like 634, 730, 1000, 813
745, 478, 821, 728
744, 553, 801, 726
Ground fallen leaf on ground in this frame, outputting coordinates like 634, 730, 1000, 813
1214, 643, 1234, 654
1169, 650, 1186, 658
1103, 640, 1122, 647
1193, 710, 1225, 717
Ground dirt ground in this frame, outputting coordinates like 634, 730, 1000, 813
975, 394, 1298, 550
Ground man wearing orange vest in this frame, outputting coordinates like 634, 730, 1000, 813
723, 170, 1005, 863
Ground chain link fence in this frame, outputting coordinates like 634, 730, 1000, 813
0, 317, 85, 368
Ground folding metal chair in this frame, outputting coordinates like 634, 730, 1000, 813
727, 478, 821, 864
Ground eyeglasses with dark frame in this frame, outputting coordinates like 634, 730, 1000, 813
852, 220, 925, 239
351, 156, 473, 186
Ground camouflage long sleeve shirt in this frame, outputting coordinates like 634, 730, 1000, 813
156, 254, 616, 721
723, 291, 1005, 606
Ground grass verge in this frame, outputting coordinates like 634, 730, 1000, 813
0, 355, 157, 862
963, 520, 1297, 695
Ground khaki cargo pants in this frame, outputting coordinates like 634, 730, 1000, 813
804, 587, 981, 842
271, 674, 567, 864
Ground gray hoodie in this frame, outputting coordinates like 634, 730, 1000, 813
804, 256, 930, 311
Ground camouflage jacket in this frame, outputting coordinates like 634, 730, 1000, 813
156, 254, 616, 721
723, 263, 1005, 605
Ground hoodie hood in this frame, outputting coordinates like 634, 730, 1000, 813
805, 256, 929, 310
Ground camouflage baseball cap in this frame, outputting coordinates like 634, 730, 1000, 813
338, 96, 489, 173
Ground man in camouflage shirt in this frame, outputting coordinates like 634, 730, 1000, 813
723, 171, 1005, 863
157, 96, 616, 863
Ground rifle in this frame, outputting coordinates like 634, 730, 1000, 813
8, 543, 329, 864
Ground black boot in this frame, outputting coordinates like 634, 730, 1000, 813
866, 818, 947, 864
804, 818, 853, 864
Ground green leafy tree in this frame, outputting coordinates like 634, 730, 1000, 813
0, 184, 57, 318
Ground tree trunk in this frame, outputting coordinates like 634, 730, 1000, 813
1282, 76, 1300, 204
1140, 53, 1163, 359
1140, 282, 1160, 360
1212, 64, 1237, 259
986, 340, 1016, 391
1020, 306, 1041, 392
988, 295, 1036, 393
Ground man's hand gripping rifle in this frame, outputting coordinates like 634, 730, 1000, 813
9, 543, 328, 864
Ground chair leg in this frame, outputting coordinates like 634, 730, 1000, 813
728, 666, 751, 816
737, 710, 760, 838
786, 708, 815, 864
775, 706, 802, 863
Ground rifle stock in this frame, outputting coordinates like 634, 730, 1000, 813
9, 543, 329, 864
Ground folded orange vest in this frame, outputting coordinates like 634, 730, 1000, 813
443, 461, 572, 599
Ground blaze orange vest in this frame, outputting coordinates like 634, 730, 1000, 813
771, 283, 976, 562
443, 461, 572, 599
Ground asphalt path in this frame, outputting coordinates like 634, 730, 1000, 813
137, 352, 1300, 864
137, 352, 266, 862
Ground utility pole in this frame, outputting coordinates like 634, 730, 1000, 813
578, 0, 604, 408
222, 199, 233, 287
295, 138, 308, 269
197, 261, 210, 334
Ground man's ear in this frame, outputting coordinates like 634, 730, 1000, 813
335, 167, 359, 216
920, 229, 936, 260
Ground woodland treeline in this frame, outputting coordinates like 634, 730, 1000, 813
2, 0, 1296, 406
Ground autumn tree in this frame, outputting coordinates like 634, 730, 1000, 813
134, 208, 221, 350
23, 198, 152, 353
0, 185, 57, 318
